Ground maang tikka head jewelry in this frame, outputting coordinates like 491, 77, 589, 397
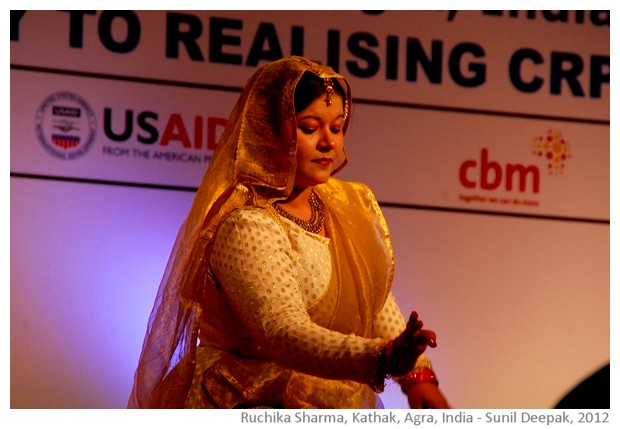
323, 78, 335, 107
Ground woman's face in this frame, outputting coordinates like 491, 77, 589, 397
294, 93, 345, 189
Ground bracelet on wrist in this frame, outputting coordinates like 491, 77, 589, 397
372, 340, 392, 393
399, 367, 439, 394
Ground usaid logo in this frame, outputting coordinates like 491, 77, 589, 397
35, 91, 97, 160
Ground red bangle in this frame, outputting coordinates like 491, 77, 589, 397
399, 368, 439, 394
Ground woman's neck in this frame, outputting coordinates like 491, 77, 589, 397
284, 186, 314, 207
276, 185, 326, 236
279, 186, 315, 223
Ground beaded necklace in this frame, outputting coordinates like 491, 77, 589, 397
273, 191, 324, 234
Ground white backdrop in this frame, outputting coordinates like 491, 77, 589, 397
10, 10, 610, 409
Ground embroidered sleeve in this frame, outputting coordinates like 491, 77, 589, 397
372, 292, 407, 339
372, 292, 433, 369
210, 208, 386, 388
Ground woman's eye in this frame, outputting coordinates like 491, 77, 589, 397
299, 127, 315, 134
331, 128, 342, 134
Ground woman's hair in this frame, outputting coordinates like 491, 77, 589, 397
294, 72, 346, 113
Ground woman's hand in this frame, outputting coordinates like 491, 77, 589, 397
406, 382, 451, 409
389, 311, 437, 375
388, 311, 450, 409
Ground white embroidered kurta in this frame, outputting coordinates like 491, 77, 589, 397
184, 207, 419, 407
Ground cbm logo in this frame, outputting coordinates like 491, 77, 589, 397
35, 91, 97, 160
459, 148, 540, 193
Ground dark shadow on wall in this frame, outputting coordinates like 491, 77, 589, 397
554, 364, 610, 409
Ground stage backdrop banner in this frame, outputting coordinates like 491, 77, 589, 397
10, 10, 609, 118
10, 9, 610, 410
11, 10, 609, 222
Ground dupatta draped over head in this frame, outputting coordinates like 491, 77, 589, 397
128, 56, 394, 408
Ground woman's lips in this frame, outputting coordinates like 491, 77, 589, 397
313, 158, 333, 167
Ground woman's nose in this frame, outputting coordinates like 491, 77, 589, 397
317, 131, 335, 150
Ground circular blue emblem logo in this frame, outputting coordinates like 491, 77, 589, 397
35, 91, 97, 160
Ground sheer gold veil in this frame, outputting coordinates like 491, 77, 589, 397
128, 56, 352, 408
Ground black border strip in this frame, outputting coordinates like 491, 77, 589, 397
10, 172, 198, 193
11, 172, 610, 225
355, 98, 610, 125
11, 64, 610, 125
379, 201, 609, 225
